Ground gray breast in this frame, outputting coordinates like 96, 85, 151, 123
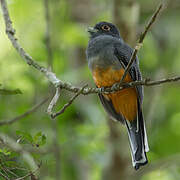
86, 35, 122, 70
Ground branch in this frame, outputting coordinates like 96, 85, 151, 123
119, 3, 163, 83
51, 85, 88, 118
108, 76, 180, 93
0, 98, 48, 126
56, 76, 180, 95
47, 88, 61, 116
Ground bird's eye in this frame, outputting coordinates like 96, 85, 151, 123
101, 25, 111, 31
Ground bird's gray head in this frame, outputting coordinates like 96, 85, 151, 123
87, 21, 120, 39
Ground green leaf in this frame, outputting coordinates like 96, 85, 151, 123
33, 132, 46, 147
16, 130, 33, 144
0, 88, 22, 95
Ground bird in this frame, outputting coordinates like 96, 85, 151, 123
86, 21, 149, 170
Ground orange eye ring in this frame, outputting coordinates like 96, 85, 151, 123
101, 25, 111, 31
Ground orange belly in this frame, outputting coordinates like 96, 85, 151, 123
93, 66, 137, 121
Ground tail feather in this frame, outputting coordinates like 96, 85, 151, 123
125, 103, 149, 170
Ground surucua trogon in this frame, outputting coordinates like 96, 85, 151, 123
86, 22, 149, 170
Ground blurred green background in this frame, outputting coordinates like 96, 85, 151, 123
0, 0, 180, 179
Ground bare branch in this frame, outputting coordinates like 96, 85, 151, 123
57, 76, 180, 95
51, 85, 88, 118
0, 98, 48, 126
47, 88, 61, 116
119, 3, 163, 83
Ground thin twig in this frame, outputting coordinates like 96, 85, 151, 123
103, 76, 180, 94
0, 98, 49, 126
51, 85, 88, 118
47, 88, 61, 116
119, 3, 163, 83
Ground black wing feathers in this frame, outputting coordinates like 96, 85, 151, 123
98, 93, 125, 123
114, 43, 143, 103
98, 43, 141, 123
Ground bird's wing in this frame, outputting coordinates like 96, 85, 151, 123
114, 43, 143, 103
97, 43, 142, 123
114, 43, 149, 170
97, 43, 140, 123
98, 92, 125, 123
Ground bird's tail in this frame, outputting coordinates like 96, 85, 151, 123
125, 103, 149, 170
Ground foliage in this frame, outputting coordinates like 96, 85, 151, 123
16, 131, 46, 147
